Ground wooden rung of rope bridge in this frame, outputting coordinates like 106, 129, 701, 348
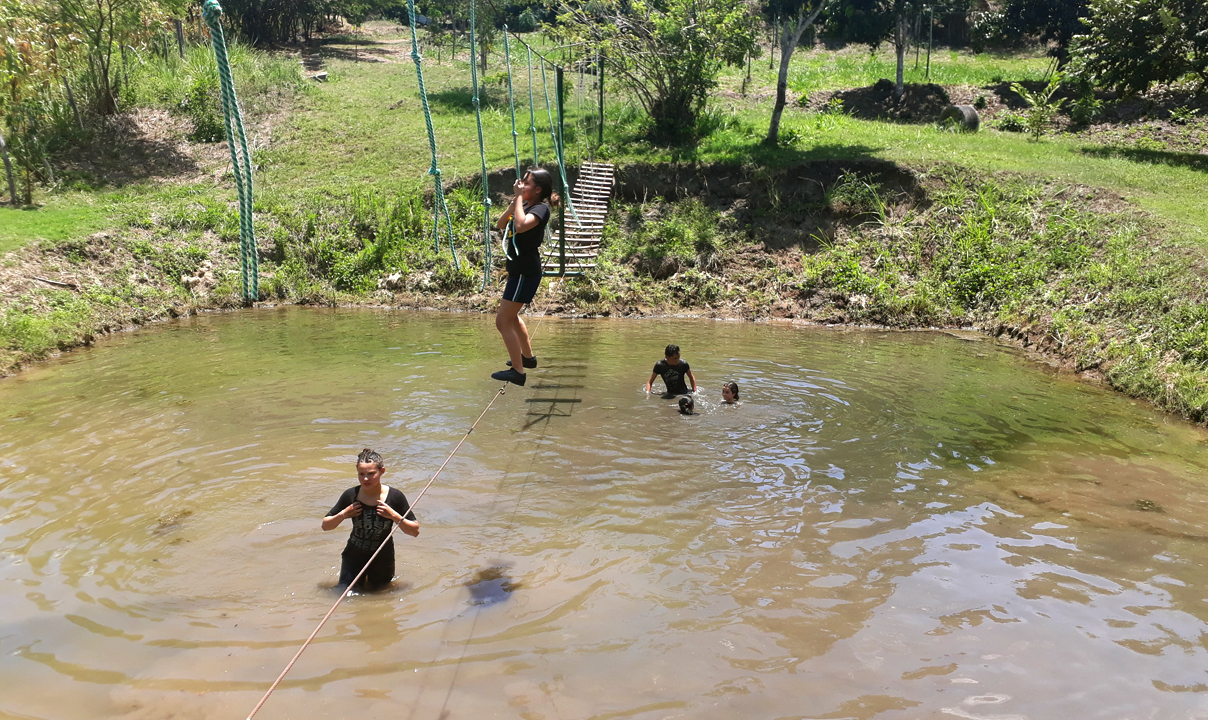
544, 161, 614, 276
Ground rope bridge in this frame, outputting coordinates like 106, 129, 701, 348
204, 0, 604, 300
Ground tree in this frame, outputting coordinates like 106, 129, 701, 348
829, 0, 911, 99
57, 0, 153, 114
763, 0, 832, 145
1071, 0, 1208, 94
556, 0, 755, 142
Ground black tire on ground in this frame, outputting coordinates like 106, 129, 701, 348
940, 104, 980, 132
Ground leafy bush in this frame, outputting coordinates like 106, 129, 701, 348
178, 75, 225, 143
994, 111, 1027, 132
1010, 76, 1066, 140
1070, 93, 1104, 125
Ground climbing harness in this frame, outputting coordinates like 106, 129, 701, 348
405, 0, 460, 269
202, 0, 257, 302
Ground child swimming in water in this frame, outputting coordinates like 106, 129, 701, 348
722, 381, 739, 404
646, 344, 697, 396
322, 448, 419, 591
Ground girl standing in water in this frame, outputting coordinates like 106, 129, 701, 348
491, 168, 559, 386
322, 449, 419, 591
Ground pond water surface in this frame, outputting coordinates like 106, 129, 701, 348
3, 309, 1208, 720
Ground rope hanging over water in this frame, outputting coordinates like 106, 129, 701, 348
202, 0, 258, 302
405, 0, 460, 269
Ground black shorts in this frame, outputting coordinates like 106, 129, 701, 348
502, 270, 541, 305
339, 542, 395, 590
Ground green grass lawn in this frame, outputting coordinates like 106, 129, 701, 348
4, 25, 1203, 257
259, 29, 1205, 245
0, 192, 113, 255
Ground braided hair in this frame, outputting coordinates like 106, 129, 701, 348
356, 448, 385, 469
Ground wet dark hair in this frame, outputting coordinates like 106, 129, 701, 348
665, 344, 680, 357
724, 381, 739, 400
525, 168, 561, 207
678, 396, 694, 414
356, 448, 385, 469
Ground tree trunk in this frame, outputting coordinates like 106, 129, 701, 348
765, 34, 794, 145
895, 42, 905, 99
894, 10, 908, 100
64, 78, 83, 130
764, 2, 830, 146
479, 35, 488, 75
0, 131, 16, 206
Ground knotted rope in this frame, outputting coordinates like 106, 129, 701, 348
202, 0, 257, 302
406, 0, 460, 269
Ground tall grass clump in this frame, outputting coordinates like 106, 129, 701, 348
128, 42, 305, 142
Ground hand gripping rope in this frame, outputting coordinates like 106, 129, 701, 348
470, 0, 493, 290
242, 309, 554, 720
405, 0, 460, 269
202, 0, 258, 302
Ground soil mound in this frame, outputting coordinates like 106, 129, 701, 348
834, 79, 951, 122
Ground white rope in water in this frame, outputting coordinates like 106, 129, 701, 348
244, 307, 555, 720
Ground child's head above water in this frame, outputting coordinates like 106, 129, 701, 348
678, 396, 695, 415
664, 343, 681, 364
722, 381, 739, 403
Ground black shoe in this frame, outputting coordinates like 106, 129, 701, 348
506, 355, 538, 369
491, 368, 527, 386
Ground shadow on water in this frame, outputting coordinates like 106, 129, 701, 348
466, 565, 521, 606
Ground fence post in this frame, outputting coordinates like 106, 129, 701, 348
597, 55, 604, 147
556, 66, 566, 276
175, 19, 185, 58
0, 131, 16, 206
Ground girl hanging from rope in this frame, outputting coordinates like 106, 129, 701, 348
491, 168, 559, 386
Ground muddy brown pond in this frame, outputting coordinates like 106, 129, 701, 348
3, 308, 1208, 720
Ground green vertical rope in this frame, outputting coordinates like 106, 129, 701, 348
202, 0, 257, 302
470, 0, 492, 290
527, 47, 538, 167
539, 60, 579, 226
406, 0, 459, 269
503, 28, 520, 179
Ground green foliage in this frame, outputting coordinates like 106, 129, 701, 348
970, 0, 1088, 58
604, 198, 736, 276
556, 0, 755, 142
1010, 76, 1066, 140
1070, 0, 1208, 94
1069, 92, 1104, 125
994, 111, 1027, 132
1169, 106, 1200, 124
178, 74, 224, 143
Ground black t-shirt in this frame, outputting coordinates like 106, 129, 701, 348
328, 486, 416, 553
506, 202, 550, 276
653, 359, 691, 395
